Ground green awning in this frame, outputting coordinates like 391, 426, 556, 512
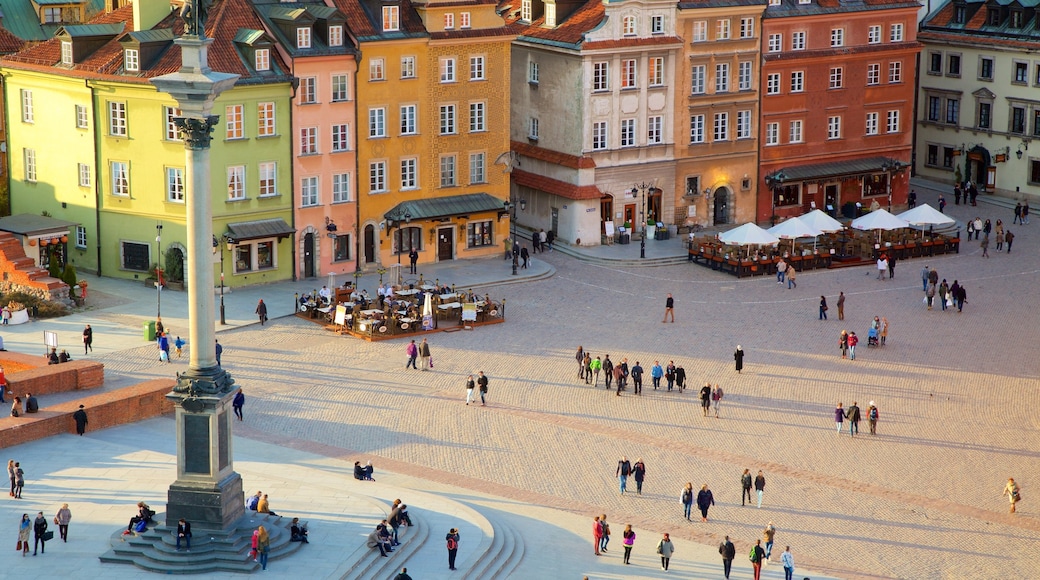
767, 157, 905, 184
226, 218, 294, 242
383, 193, 506, 221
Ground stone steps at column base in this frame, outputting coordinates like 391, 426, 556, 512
338, 504, 428, 580
462, 514, 524, 580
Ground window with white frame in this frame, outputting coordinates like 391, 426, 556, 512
887, 110, 900, 133
400, 104, 416, 134
469, 102, 485, 132
622, 59, 637, 88
715, 63, 729, 92
738, 61, 752, 90
593, 121, 608, 150
868, 25, 881, 44
470, 152, 485, 184
444, 13, 455, 29
297, 27, 311, 49
166, 167, 184, 201
767, 33, 781, 53
521, 0, 531, 21
620, 118, 636, 147
865, 112, 879, 135
889, 61, 902, 83
769, 0, 780, 5
827, 115, 841, 139
792, 31, 805, 50
691, 65, 705, 94
890, 23, 903, 42
400, 158, 417, 189
766, 73, 780, 95
648, 116, 663, 144
716, 19, 730, 40
546, 4, 559, 26
329, 25, 344, 46
332, 172, 350, 202
649, 57, 664, 86
258, 162, 277, 196
332, 124, 350, 151
164, 106, 182, 141
440, 104, 456, 134
76, 226, 87, 249
528, 61, 539, 83
225, 104, 243, 139
401, 56, 416, 78
713, 112, 728, 141
470, 56, 484, 80
651, 15, 664, 34
622, 15, 636, 36
789, 120, 803, 143
59, 41, 73, 65
75, 104, 88, 128
460, 12, 471, 28
528, 117, 539, 140
78, 163, 91, 187
255, 48, 270, 71
370, 161, 387, 192
24, 149, 36, 182
233, 240, 276, 273
299, 77, 316, 104
333, 234, 351, 262
226, 166, 245, 200
736, 110, 751, 139
831, 28, 844, 47
740, 17, 754, 38
370, 58, 385, 81
124, 48, 138, 71
467, 220, 493, 247
593, 62, 609, 91
382, 6, 399, 31
439, 155, 456, 187
258, 102, 276, 136
108, 101, 127, 136
692, 21, 706, 42
765, 122, 778, 146
440, 58, 456, 82
300, 176, 319, 206
331, 74, 349, 101
111, 161, 129, 196
299, 127, 318, 155
829, 67, 843, 89
369, 107, 386, 137
867, 63, 880, 85
790, 71, 804, 92
690, 115, 705, 143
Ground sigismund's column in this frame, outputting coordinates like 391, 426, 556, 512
151, 4, 241, 530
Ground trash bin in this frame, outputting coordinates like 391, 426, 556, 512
143, 320, 156, 342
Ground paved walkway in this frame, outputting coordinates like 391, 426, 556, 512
2, 185, 1038, 578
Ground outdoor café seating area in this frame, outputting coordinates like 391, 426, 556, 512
688, 206, 960, 278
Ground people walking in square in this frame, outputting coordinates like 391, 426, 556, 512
465, 375, 475, 405
835, 402, 845, 434
880, 317, 888, 345
1004, 478, 1021, 513
602, 355, 614, 390
926, 283, 936, 310
755, 470, 766, 508
651, 361, 663, 390
575, 346, 585, 380
13, 461, 23, 498
1006, 230, 1015, 252
700, 383, 712, 416
1014, 202, 1023, 224
750, 539, 765, 580
33, 511, 47, 555
419, 338, 431, 371
477, 371, 488, 406
712, 384, 723, 418
776, 258, 787, 285
846, 401, 861, 436
406, 340, 418, 369
981, 236, 990, 258
257, 525, 270, 569
781, 546, 795, 580
734, 346, 744, 373
73, 405, 88, 434
719, 535, 736, 578
876, 256, 887, 280
848, 331, 859, 359
921, 265, 930, 291
665, 361, 675, 390
888, 254, 896, 278
633, 459, 646, 494
837, 292, 845, 320
215, 339, 223, 366
662, 293, 674, 323
656, 533, 674, 571
786, 267, 797, 289
82, 325, 92, 354
617, 456, 631, 495
18, 513, 30, 556
233, 388, 245, 421
591, 356, 601, 385
520, 245, 529, 269
255, 299, 268, 326
763, 521, 776, 561
599, 514, 611, 553
631, 361, 643, 395
55, 504, 71, 541
681, 482, 694, 520
592, 516, 603, 555
446, 527, 460, 569
839, 330, 849, 359
819, 296, 828, 320
622, 524, 635, 564
742, 468, 753, 506
584, 353, 594, 385
675, 366, 687, 392
696, 484, 715, 522
868, 401, 879, 434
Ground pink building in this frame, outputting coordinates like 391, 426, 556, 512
254, 2, 359, 280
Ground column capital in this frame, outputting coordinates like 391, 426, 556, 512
174, 116, 220, 151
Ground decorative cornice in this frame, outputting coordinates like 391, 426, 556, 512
174, 116, 219, 150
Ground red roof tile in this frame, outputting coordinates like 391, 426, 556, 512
512, 140, 596, 169
0, 27, 25, 54
430, 26, 520, 40
967, 4, 988, 29
503, 0, 605, 46
582, 36, 683, 51
927, 2, 955, 27
512, 169, 602, 200
918, 30, 1040, 51
330, 0, 428, 38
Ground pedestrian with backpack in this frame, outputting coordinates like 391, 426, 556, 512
868, 401, 879, 435
445, 528, 460, 570
749, 539, 765, 580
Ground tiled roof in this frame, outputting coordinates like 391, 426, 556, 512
763, 40, 922, 61
429, 26, 519, 40
679, 0, 766, 7
0, 26, 26, 54
582, 36, 683, 51
330, 0, 428, 40
918, 29, 1040, 51
512, 169, 602, 200
764, 0, 919, 17
253, 3, 357, 57
512, 140, 596, 169
504, 0, 606, 47
426, 0, 498, 7
927, 2, 955, 27
0, 0, 105, 41
2, 0, 291, 84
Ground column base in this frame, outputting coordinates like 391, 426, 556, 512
166, 472, 244, 530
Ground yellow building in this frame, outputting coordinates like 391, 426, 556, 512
334, 0, 514, 269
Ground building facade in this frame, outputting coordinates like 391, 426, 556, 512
760, 0, 920, 223
917, 0, 1040, 196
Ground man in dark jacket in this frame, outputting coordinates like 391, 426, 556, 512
719, 535, 736, 579
408, 248, 419, 274
616, 456, 631, 494
632, 459, 646, 494
750, 539, 765, 580
73, 405, 88, 435
845, 401, 862, 437
33, 511, 48, 555
630, 361, 643, 395
176, 518, 191, 551
602, 355, 614, 389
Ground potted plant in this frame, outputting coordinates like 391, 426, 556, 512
164, 248, 184, 291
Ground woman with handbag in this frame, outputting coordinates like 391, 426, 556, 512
1004, 478, 1021, 513
656, 532, 675, 571
54, 504, 71, 542
17, 513, 30, 556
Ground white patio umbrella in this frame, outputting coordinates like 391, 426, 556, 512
896, 203, 955, 227
851, 209, 910, 243
718, 223, 780, 257
768, 216, 822, 253
422, 292, 434, 330
798, 209, 845, 233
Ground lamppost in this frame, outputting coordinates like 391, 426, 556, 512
881, 159, 898, 212
631, 181, 654, 259
505, 197, 526, 275
386, 210, 412, 264
155, 222, 163, 318
212, 234, 233, 325
765, 170, 787, 223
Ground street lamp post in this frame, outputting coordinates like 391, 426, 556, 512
881, 159, 897, 212
155, 223, 163, 318
387, 210, 412, 265
631, 181, 654, 259
506, 197, 526, 275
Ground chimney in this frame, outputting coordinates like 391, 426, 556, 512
133, 0, 170, 32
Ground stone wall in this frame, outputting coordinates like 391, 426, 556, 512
0, 232, 70, 304
8, 359, 104, 396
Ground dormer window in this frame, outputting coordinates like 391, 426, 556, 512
255, 48, 270, 71
329, 25, 343, 46
521, 0, 531, 22
622, 15, 636, 36
460, 12, 470, 28
61, 41, 73, 65
954, 6, 966, 23
544, 4, 556, 27
124, 48, 139, 71
798, 0, 810, 4
1011, 10, 1023, 27
987, 8, 1000, 25
296, 27, 311, 48
382, 6, 400, 31
445, 13, 454, 29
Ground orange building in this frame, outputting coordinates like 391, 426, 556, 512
759, 0, 920, 223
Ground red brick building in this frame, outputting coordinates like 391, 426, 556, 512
759, 0, 920, 223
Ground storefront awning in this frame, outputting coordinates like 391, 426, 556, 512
0, 213, 78, 238
225, 218, 295, 242
383, 193, 506, 221
766, 157, 906, 185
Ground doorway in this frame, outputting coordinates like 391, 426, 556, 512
437, 228, 454, 261
713, 188, 729, 225
364, 225, 375, 264
303, 233, 315, 278
624, 204, 636, 230
825, 184, 839, 216
551, 207, 559, 236
600, 196, 613, 233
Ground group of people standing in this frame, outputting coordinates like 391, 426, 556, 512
922, 266, 968, 313
834, 401, 880, 436
575, 347, 694, 396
